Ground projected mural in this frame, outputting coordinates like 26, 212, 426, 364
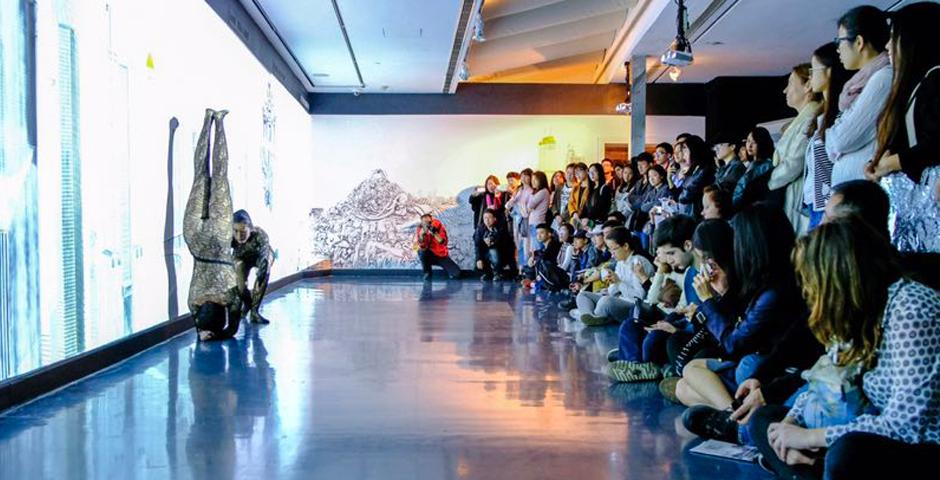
308, 170, 476, 270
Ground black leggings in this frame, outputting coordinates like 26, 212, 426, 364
824, 432, 940, 479
749, 405, 940, 480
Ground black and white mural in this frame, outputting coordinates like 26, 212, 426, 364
308, 170, 477, 270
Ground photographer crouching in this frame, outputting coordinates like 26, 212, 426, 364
414, 213, 461, 281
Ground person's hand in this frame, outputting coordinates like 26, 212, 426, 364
645, 321, 677, 334
476, 260, 483, 270
569, 282, 582, 293
768, 423, 821, 459
580, 218, 590, 230
674, 303, 697, 318
653, 255, 671, 274
632, 262, 650, 283
784, 448, 817, 467
866, 151, 902, 181
730, 379, 765, 424
607, 268, 619, 284
693, 271, 714, 301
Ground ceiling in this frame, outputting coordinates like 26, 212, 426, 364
241, 0, 472, 94
238, 0, 917, 96
466, 0, 635, 83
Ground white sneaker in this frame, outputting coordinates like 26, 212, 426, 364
569, 308, 582, 320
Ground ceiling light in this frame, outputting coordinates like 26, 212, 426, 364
669, 66, 682, 82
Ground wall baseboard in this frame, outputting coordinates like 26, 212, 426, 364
0, 268, 328, 414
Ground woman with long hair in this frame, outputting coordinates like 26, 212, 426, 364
585, 162, 613, 224
567, 163, 591, 226
867, 2, 940, 254
751, 216, 940, 479
506, 168, 534, 267
768, 63, 821, 234
677, 203, 803, 410
614, 160, 640, 218
469, 174, 509, 227
527, 171, 551, 251
732, 127, 776, 211
671, 135, 716, 219
803, 43, 854, 229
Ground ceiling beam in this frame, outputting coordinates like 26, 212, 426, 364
592, 0, 671, 84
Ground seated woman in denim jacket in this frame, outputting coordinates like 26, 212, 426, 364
676, 204, 804, 409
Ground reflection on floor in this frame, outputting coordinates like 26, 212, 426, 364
0, 278, 771, 480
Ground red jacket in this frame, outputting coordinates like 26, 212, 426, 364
415, 218, 449, 257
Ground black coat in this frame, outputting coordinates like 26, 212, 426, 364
473, 223, 514, 262
676, 165, 715, 218
469, 190, 510, 226
890, 68, 940, 183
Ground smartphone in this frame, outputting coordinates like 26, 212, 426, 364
703, 260, 716, 277
731, 397, 743, 411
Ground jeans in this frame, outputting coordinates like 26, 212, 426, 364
617, 320, 671, 363
529, 224, 542, 252
479, 248, 507, 276
418, 250, 461, 279
575, 291, 635, 320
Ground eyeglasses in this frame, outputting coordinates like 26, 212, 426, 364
833, 35, 857, 45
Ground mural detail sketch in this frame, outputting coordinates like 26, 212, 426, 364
308, 170, 476, 269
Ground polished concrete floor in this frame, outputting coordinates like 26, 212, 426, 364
0, 278, 771, 480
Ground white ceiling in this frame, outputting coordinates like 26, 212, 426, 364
243, 0, 467, 93
238, 0, 922, 95
621, 0, 915, 84
468, 0, 634, 83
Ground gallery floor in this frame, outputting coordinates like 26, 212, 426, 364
0, 278, 771, 479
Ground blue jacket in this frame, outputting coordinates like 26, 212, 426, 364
698, 282, 805, 361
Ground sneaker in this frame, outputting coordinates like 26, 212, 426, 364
607, 361, 662, 382
569, 308, 582, 320
681, 405, 739, 444
580, 313, 612, 326
658, 377, 681, 404
606, 348, 620, 363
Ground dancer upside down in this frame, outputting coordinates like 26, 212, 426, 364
184, 108, 241, 341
